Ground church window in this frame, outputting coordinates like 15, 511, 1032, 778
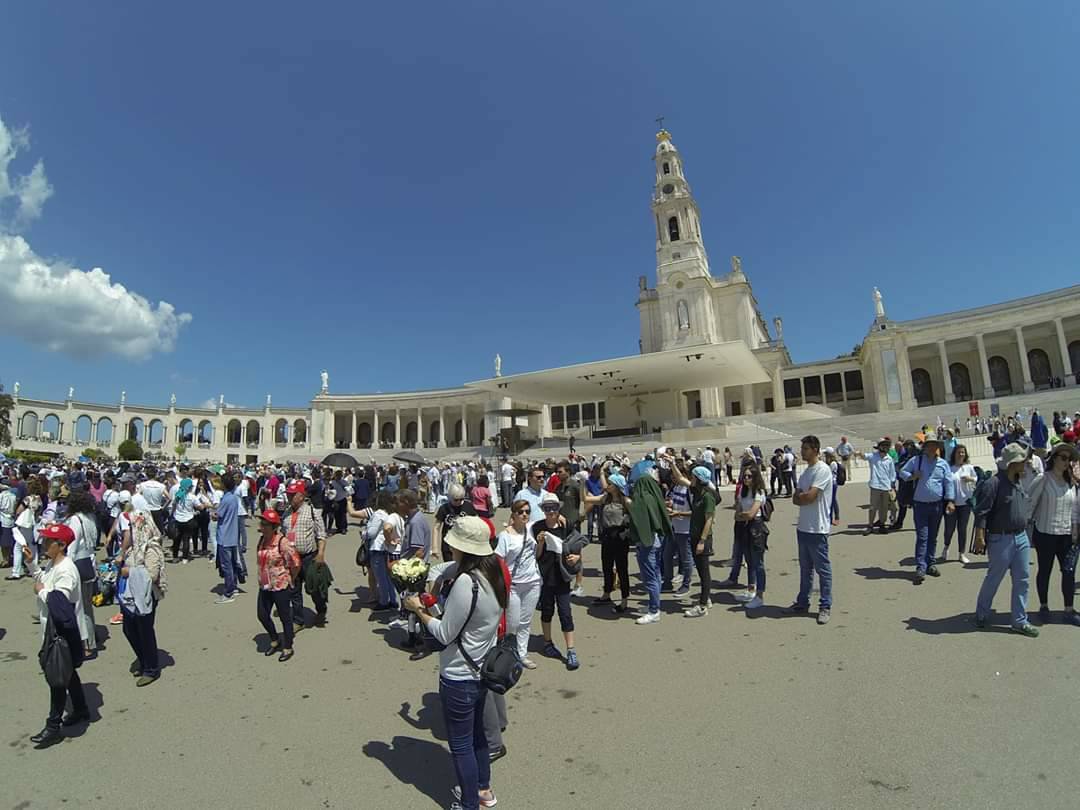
677, 300, 690, 331
668, 216, 680, 241
662, 162, 670, 175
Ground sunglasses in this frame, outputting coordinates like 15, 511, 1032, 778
541, 505, 560, 512
514, 508, 531, 515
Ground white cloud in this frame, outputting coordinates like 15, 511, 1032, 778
200, 398, 238, 409
0, 116, 52, 228
0, 111, 191, 359
0, 233, 192, 360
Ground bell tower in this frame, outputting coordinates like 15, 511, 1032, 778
652, 129, 710, 283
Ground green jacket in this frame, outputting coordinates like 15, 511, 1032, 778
628, 475, 672, 547
304, 559, 334, 600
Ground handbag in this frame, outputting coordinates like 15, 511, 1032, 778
74, 515, 98, 583
164, 498, 180, 541
39, 616, 74, 689
455, 574, 523, 695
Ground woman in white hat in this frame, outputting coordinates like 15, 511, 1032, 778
403, 515, 506, 810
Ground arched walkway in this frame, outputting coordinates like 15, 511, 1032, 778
127, 418, 144, 444
41, 413, 61, 442
197, 420, 213, 446
227, 419, 242, 445
293, 420, 307, 444
988, 356, 1012, 395
357, 422, 371, 448
1028, 348, 1051, 388
380, 422, 396, 446
96, 418, 114, 445
147, 419, 164, 447
19, 411, 38, 439
911, 368, 933, 406
245, 420, 260, 447
275, 419, 289, 444
949, 362, 973, 401
74, 415, 93, 444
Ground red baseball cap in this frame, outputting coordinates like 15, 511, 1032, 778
285, 481, 306, 495
260, 509, 281, 525
40, 523, 76, 546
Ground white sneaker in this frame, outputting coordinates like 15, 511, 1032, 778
570, 585, 585, 598
734, 591, 756, 603
683, 605, 708, 618
745, 595, 764, 610
635, 611, 661, 625
960, 553, 971, 564
387, 618, 408, 629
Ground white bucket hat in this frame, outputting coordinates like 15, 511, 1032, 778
444, 515, 494, 557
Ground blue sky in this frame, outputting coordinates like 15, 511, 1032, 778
2, 1, 1078, 409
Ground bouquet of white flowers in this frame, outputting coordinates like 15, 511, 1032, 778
389, 557, 430, 592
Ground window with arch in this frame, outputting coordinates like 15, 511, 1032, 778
668, 216, 680, 242
988, 356, 1012, 395
662, 162, 670, 175
949, 363, 973, 401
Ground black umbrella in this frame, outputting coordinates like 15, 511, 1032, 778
321, 452, 359, 468
392, 450, 426, 466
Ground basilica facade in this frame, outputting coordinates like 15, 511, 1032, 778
9, 130, 1080, 461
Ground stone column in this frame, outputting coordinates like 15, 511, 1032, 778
350, 410, 357, 449
462, 404, 468, 446
938, 340, 954, 403
394, 409, 401, 449
438, 405, 446, 448
1055, 317, 1073, 379
976, 333, 993, 398
895, 341, 916, 410
741, 384, 755, 415
772, 369, 785, 412
373, 408, 380, 449
1016, 326, 1034, 393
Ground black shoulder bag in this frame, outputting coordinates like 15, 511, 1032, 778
454, 574, 523, 695
40, 615, 74, 689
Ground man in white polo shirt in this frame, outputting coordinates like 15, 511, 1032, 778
785, 435, 834, 625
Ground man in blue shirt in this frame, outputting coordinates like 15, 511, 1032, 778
898, 431, 956, 583
514, 468, 547, 523
214, 473, 242, 603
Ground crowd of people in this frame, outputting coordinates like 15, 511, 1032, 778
3, 405, 1080, 809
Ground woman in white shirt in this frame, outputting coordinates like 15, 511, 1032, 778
11, 482, 43, 579
168, 476, 205, 563
495, 499, 542, 669
1027, 443, 1080, 626
348, 492, 396, 610
733, 465, 768, 610
65, 490, 100, 655
942, 444, 978, 565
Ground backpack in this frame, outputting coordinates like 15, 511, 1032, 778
760, 495, 775, 522
834, 464, 847, 487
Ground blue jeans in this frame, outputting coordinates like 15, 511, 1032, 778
238, 518, 248, 577
913, 501, 944, 573
663, 532, 692, 590
795, 531, 832, 609
218, 545, 240, 596
729, 532, 745, 582
976, 531, 1031, 627
636, 543, 662, 613
439, 676, 490, 810
370, 549, 397, 607
746, 542, 766, 593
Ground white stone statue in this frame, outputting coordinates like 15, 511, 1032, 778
494, 354, 502, 377
68, 386, 74, 399
266, 393, 272, 408
773, 316, 784, 342
13, 381, 19, 396
120, 390, 126, 406
320, 370, 329, 393
731, 255, 742, 275
170, 392, 176, 406
219, 394, 225, 408
873, 287, 885, 319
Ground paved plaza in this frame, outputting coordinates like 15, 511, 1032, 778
1, 484, 1075, 809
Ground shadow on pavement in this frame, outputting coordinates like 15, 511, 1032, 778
398, 693, 447, 740
62, 681, 104, 738
853, 566, 914, 582
903, 614, 1011, 635
363, 736, 455, 807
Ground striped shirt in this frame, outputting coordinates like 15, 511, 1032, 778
1027, 474, 1078, 536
